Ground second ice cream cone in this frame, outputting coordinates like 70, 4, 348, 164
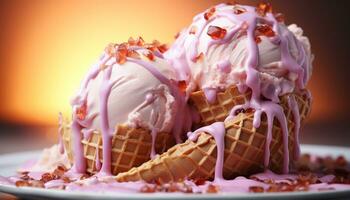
115, 91, 311, 183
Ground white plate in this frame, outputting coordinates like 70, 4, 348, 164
0, 144, 350, 200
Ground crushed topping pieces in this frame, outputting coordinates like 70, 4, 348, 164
256, 24, 275, 37
127, 50, 140, 59
157, 44, 168, 53
194, 52, 204, 63
76, 103, 87, 121
207, 26, 227, 40
194, 178, 206, 186
178, 80, 187, 93
128, 37, 136, 46
255, 36, 262, 44
104, 43, 117, 56
174, 32, 180, 39
256, 2, 273, 16
15, 180, 31, 187
274, 13, 285, 23
144, 51, 155, 61
204, 7, 216, 20
140, 185, 156, 193
40, 172, 57, 183
249, 186, 264, 193
136, 36, 145, 46
189, 26, 197, 35
101, 38, 168, 66
207, 184, 219, 193
233, 6, 246, 15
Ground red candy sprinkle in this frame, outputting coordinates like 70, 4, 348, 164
194, 52, 204, 63
76, 103, 87, 121
207, 184, 219, 193
256, 24, 275, 37
144, 51, 155, 61
15, 180, 30, 187
189, 26, 197, 35
127, 50, 140, 59
174, 32, 180, 39
158, 44, 168, 53
207, 26, 227, 40
136, 36, 145, 46
256, 2, 273, 16
178, 80, 187, 93
233, 6, 246, 15
140, 185, 156, 193
204, 7, 216, 20
128, 37, 136, 46
249, 186, 264, 193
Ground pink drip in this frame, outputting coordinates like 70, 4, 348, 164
70, 120, 86, 173
98, 65, 114, 176
217, 60, 232, 74
203, 88, 218, 104
288, 95, 301, 159
95, 145, 102, 171
150, 128, 159, 159
188, 122, 226, 181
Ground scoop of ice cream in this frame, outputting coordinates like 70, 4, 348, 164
69, 40, 192, 174
165, 3, 313, 102
71, 43, 179, 134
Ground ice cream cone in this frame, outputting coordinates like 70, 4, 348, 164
61, 120, 176, 175
115, 91, 311, 183
189, 85, 251, 126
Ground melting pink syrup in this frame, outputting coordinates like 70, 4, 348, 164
166, 4, 312, 173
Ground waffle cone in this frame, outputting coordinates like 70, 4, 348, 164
61, 121, 176, 175
115, 90, 311, 183
189, 85, 251, 126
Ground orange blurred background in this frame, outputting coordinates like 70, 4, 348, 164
0, 0, 349, 140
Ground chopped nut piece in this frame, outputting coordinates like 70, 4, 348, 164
194, 52, 204, 63
256, 24, 275, 37
15, 180, 30, 187
233, 6, 246, 15
249, 186, 264, 193
136, 37, 145, 46
178, 80, 187, 93
128, 37, 136, 46
207, 184, 219, 193
207, 26, 227, 40
76, 103, 87, 121
144, 51, 155, 61
140, 185, 156, 193
204, 7, 216, 20
157, 44, 168, 53
256, 2, 273, 16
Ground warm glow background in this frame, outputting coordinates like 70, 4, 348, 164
0, 0, 349, 126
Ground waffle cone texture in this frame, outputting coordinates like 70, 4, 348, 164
61, 121, 176, 175
115, 87, 311, 183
